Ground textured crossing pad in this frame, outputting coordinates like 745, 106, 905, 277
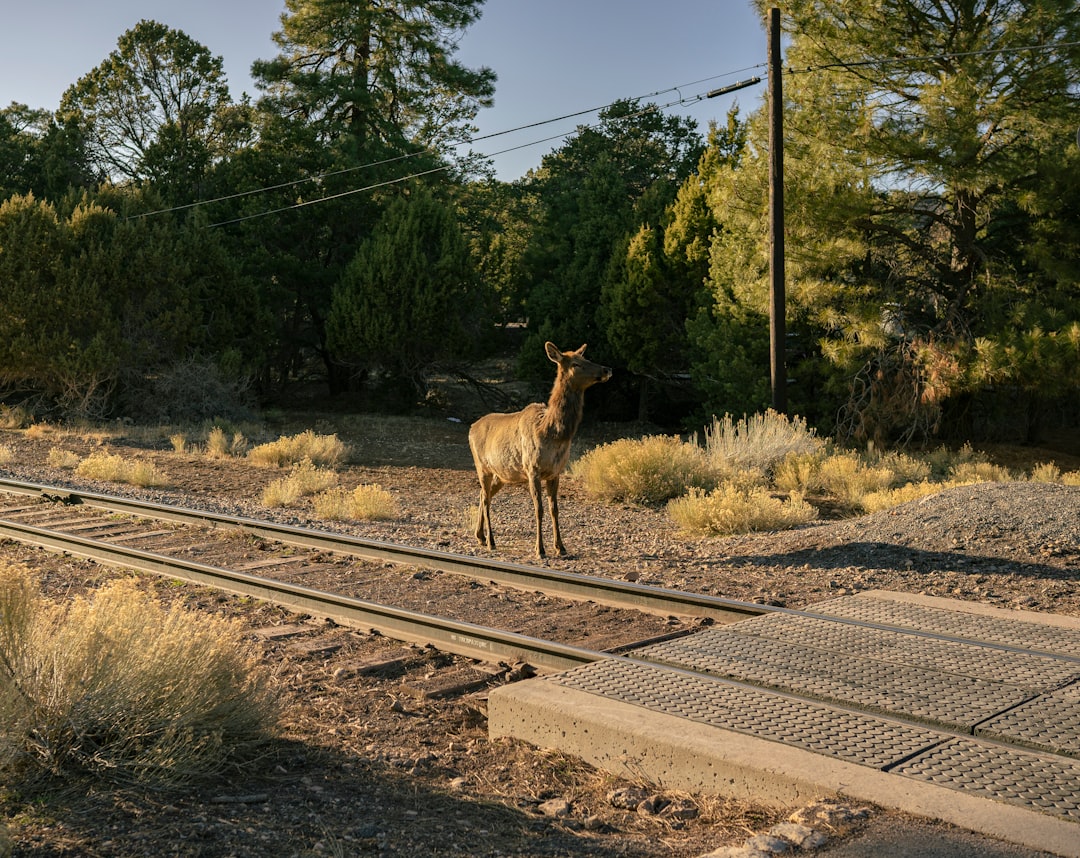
489, 591, 1080, 845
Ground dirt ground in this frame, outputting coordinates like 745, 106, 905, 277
1, 415, 1078, 857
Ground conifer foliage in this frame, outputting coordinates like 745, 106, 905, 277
327, 186, 490, 403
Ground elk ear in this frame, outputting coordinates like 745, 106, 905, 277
545, 342, 562, 363
574, 344, 588, 356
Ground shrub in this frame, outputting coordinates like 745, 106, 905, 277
248, 430, 349, 469
948, 460, 1013, 483
206, 426, 247, 459
0, 564, 280, 787
262, 459, 339, 507
46, 448, 80, 469
668, 483, 818, 536
1028, 462, 1061, 483
703, 410, 823, 475
859, 480, 951, 513
874, 451, 931, 485
124, 357, 255, 425
0, 405, 30, 430
572, 436, 716, 504
922, 442, 984, 480
313, 484, 399, 521
813, 453, 896, 508
772, 451, 826, 493
75, 451, 167, 487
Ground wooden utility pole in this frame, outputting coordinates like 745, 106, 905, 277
767, 6, 787, 413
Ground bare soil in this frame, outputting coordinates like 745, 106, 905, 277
1, 416, 1078, 857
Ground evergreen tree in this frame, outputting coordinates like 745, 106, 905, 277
689, 0, 1080, 441
326, 186, 492, 405
244, 0, 495, 394
0, 104, 95, 199
0, 195, 121, 415
520, 100, 703, 384
252, 0, 494, 159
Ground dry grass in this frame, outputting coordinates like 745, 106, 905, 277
572, 436, 716, 504
206, 426, 248, 459
45, 448, 80, 470
313, 484, 399, 521
704, 410, 824, 476
248, 430, 349, 469
0, 563, 280, 788
577, 412, 1080, 532
75, 451, 168, 487
0, 444, 13, 466
262, 459, 339, 508
668, 484, 818, 536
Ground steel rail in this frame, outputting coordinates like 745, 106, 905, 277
0, 476, 768, 624
0, 514, 610, 672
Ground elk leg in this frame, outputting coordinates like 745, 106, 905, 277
474, 488, 490, 547
546, 477, 566, 556
476, 474, 501, 549
529, 473, 546, 558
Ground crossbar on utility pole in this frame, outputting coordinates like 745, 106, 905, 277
768, 6, 787, 414
705, 77, 762, 99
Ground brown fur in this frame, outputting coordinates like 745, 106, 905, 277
468, 342, 612, 558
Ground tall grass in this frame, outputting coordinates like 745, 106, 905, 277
574, 410, 1080, 536
0, 564, 280, 787
206, 426, 248, 459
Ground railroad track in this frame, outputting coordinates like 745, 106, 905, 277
0, 476, 770, 672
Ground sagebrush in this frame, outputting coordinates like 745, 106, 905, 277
704, 410, 823, 475
0, 564, 280, 787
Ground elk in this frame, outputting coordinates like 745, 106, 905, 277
469, 342, 612, 558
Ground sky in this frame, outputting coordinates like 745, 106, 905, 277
0, 0, 769, 181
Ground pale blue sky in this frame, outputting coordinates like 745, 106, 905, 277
0, 1, 768, 180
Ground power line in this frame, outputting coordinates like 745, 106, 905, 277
131, 150, 425, 219
206, 165, 451, 227
205, 86, 726, 228
133, 65, 766, 222
139, 37, 1076, 226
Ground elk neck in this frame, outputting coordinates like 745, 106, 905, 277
540, 372, 586, 440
